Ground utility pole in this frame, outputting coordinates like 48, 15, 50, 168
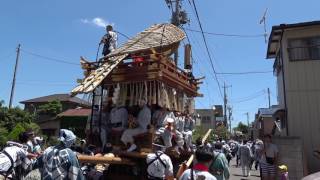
245, 112, 250, 127
165, 0, 188, 66
227, 106, 232, 133
267, 88, 271, 108
172, 0, 180, 66
223, 82, 227, 127
223, 82, 231, 128
9, 44, 21, 109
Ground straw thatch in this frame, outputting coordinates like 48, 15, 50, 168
71, 23, 185, 95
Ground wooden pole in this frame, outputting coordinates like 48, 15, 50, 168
77, 155, 136, 165
268, 88, 271, 108
9, 44, 21, 109
176, 129, 212, 179
201, 129, 212, 144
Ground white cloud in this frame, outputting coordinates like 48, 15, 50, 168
80, 17, 114, 28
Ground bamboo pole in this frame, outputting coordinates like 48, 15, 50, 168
176, 129, 212, 178
77, 155, 136, 165
202, 129, 212, 144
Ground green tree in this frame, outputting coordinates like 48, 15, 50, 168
37, 100, 62, 115
233, 122, 249, 134
213, 125, 230, 140
0, 126, 8, 147
0, 105, 34, 131
7, 123, 26, 141
192, 126, 215, 143
0, 100, 40, 147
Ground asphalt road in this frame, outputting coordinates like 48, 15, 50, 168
229, 158, 261, 180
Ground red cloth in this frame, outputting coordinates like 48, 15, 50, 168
193, 163, 209, 172
133, 56, 144, 63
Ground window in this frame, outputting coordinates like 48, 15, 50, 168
287, 36, 320, 61
201, 116, 211, 124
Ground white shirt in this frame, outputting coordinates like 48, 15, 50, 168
26, 140, 34, 153
146, 151, 173, 178
176, 116, 185, 132
184, 117, 195, 132
152, 110, 167, 128
110, 107, 128, 127
137, 105, 151, 131
260, 143, 278, 163
0, 146, 28, 172
101, 31, 117, 52
162, 112, 176, 127
180, 169, 217, 180
239, 144, 252, 160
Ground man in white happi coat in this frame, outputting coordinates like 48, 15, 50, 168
0, 134, 36, 179
121, 99, 151, 152
152, 107, 168, 130
110, 105, 128, 131
153, 107, 176, 149
146, 143, 174, 180
182, 114, 195, 151
100, 25, 117, 56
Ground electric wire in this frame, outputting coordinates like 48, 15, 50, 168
190, 0, 223, 99
216, 70, 273, 75
182, 27, 215, 105
231, 89, 265, 101
0, 51, 15, 62
231, 90, 266, 104
185, 28, 265, 38
20, 49, 79, 66
16, 81, 74, 86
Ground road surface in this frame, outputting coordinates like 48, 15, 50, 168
229, 158, 260, 180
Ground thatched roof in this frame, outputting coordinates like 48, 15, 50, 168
106, 23, 185, 58
71, 23, 185, 95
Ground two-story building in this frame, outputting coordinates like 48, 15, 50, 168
195, 108, 216, 131
267, 21, 320, 174
20, 93, 91, 136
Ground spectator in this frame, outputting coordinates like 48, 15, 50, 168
0, 133, 37, 179
146, 143, 174, 180
279, 165, 289, 180
260, 134, 279, 180
180, 146, 217, 180
34, 129, 85, 180
239, 139, 253, 177
209, 143, 230, 180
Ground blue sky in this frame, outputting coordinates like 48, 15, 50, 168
1, 0, 319, 127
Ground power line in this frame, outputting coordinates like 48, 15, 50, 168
185, 28, 265, 38
190, 0, 223, 99
216, 70, 273, 75
182, 29, 216, 104
231, 90, 266, 104
15, 81, 74, 87
20, 49, 80, 66
231, 90, 265, 101
232, 93, 265, 104
0, 51, 15, 62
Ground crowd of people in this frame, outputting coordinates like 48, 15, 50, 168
0, 125, 286, 180
0, 129, 84, 180
179, 135, 285, 180
0, 97, 285, 180
89, 99, 196, 154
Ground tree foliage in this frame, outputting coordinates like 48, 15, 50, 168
37, 100, 62, 116
213, 125, 230, 140
233, 122, 249, 134
0, 104, 34, 131
0, 101, 40, 147
192, 126, 216, 143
